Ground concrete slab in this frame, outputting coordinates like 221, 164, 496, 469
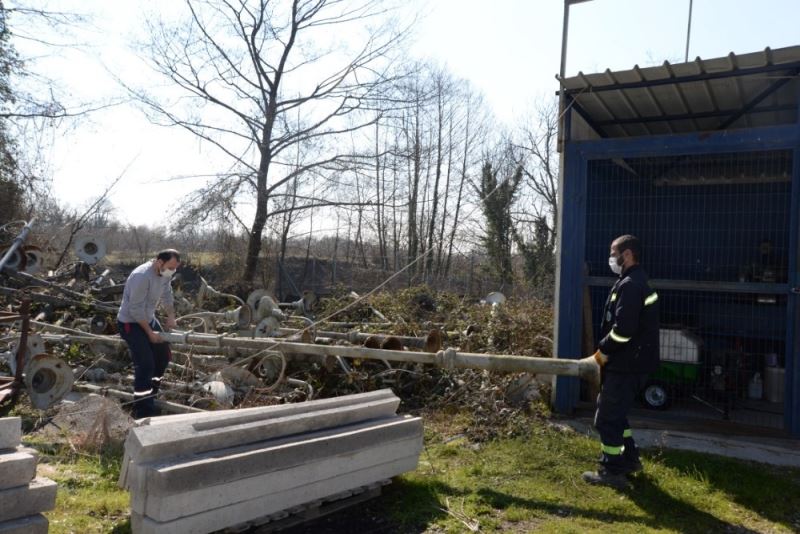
135, 415, 421, 495
132, 454, 420, 534
125, 396, 401, 467
642, 430, 800, 467
137, 388, 397, 428
15, 446, 39, 462
0, 478, 57, 523
0, 418, 21, 451
135, 433, 422, 521
0, 452, 37, 490
120, 389, 399, 489
0, 514, 49, 534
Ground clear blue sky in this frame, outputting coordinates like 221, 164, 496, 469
413, 0, 800, 123
14, 0, 800, 226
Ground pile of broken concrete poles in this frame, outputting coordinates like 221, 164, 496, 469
0, 417, 56, 534
119, 389, 423, 534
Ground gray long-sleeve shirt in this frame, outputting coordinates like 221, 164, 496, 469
116, 261, 175, 324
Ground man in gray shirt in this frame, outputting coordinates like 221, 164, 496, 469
116, 249, 180, 418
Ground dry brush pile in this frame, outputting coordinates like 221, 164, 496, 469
2, 244, 556, 449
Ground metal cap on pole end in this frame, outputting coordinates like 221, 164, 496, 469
577, 355, 601, 387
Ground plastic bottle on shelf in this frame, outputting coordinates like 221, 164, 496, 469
748, 372, 763, 400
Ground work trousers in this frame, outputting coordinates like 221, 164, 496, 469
118, 320, 171, 418
594, 371, 647, 473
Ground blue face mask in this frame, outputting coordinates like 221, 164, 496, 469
608, 255, 623, 275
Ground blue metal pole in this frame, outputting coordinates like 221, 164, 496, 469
554, 137, 587, 413
785, 117, 800, 436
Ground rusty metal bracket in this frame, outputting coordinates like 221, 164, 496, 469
0, 296, 30, 410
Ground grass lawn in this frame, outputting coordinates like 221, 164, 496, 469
31, 410, 800, 534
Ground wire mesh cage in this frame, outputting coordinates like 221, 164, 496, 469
584, 150, 792, 430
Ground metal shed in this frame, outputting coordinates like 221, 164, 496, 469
553, 46, 800, 437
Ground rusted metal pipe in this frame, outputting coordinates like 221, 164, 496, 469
312, 321, 393, 329
73, 383, 204, 414
275, 328, 441, 351
10, 297, 31, 403
0, 286, 119, 314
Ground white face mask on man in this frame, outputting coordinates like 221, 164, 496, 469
608, 255, 623, 275
160, 266, 176, 278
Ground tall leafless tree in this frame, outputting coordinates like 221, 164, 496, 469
512, 99, 559, 250
133, 0, 407, 282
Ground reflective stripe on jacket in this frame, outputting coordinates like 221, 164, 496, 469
598, 264, 660, 374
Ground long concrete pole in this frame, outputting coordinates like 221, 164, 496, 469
41, 331, 600, 385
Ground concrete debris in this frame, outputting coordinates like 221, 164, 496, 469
0, 417, 56, 532
0, 417, 22, 450
120, 389, 423, 534
33, 394, 134, 448
0, 514, 49, 534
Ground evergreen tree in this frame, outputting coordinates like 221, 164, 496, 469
514, 214, 555, 287
478, 161, 521, 287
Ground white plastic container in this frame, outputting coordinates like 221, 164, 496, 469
660, 329, 701, 363
748, 373, 763, 400
764, 367, 785, 404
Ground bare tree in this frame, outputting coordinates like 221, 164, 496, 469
52, 174, 123, 269
423, 69, 449, 280
372, 117, 387, 269
443, 87, 487, 278
512, 99, 559, 249
433, 93, 454, 279
404, 84, 424, 280
133, 0, 408, 282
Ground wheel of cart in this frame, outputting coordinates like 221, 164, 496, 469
641, 379, 671, 410
641, 329, 702, 410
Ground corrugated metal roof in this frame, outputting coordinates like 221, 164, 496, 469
560, 46, 800, 139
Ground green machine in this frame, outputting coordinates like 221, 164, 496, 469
641, 329, 702, 410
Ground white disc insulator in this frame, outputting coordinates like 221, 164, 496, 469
75, 236, 107, 264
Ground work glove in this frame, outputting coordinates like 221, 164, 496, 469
593, 349, 608, 367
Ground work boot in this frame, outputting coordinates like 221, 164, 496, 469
582, 468, 629, 489
151, 376, 162, 396
583, 451, 629, 489
132, 402, 161, 420
623, 437, 643, 474
132, 390, 157, 419
623, 452, 643, 474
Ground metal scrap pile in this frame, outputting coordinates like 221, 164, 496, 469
0, 219, 445, 416
1, 220, 561, 441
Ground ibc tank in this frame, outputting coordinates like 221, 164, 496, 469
659, 329, 701, 364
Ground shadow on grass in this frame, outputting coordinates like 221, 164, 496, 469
477, 473, 758, 534
657, 450, 800, 531
626, 473, 762, 533
110, 519, 132, 534
280, 478, 460, 534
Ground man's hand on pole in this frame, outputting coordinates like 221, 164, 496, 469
593, 349, 608, 367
